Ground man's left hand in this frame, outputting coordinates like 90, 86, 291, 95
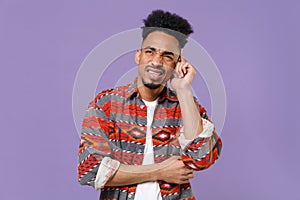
170, 50, 196, 92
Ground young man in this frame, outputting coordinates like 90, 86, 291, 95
78, 10, 222, 200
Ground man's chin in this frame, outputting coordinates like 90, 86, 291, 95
143, 82, 161, 89
141, 78, 162, 89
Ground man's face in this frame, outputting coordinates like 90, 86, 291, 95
135, 31, 181, 90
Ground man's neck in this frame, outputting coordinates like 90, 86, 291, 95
137, 79, 165, 102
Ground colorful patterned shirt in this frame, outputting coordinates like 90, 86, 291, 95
78, 80, 222, 200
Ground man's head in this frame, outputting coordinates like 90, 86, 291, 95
135, 10, 193, 91
142, 10, 194, 48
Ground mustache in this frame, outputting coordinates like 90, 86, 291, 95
145, 65, 166, 74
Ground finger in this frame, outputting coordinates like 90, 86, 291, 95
189, 171, 195, 175
184, 171, 194, 178
187, 173, 194, 179
175, 63, 183, 78
178, 66, 184, 78
182, 180, 190, 184
180, 49, 185, 62
179, 62, 186, 78
180, 176, 192, 183
182, 62, 189, 75
185, 168, 194, 174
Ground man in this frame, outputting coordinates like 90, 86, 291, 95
78, 10, 222, 200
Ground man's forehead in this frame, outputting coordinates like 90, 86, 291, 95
141, 31, 181, 54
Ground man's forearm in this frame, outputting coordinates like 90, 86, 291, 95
176, 89, 203, 140
105, 163, 159, 186
105, 156, 194, 187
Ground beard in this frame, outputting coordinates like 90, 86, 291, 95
142, 78, 162, 89
141, 65, 166, 89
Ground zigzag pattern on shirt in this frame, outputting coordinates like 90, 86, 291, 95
78, 81, 222, 200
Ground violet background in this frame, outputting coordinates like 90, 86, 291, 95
1, 0, 299, 200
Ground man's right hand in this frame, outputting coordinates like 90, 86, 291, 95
106, 156, 194, 187
156, 156, 194, 184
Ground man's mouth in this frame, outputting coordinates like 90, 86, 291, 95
146, 66, 165, 75
147, 69, 163, 76
146, 68, 165, 80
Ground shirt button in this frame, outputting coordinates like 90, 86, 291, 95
138, 149, 142, 153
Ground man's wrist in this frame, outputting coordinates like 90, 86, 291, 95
150, 162, 162, 181
175, 87, 192, 97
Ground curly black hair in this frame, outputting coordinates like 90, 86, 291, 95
142, 10, 194, 48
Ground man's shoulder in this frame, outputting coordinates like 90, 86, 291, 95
92, 83, 133, 103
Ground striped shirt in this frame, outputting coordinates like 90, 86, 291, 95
78, 79, 222, 200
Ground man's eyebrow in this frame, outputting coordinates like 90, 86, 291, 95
144, 46, 175, 56
144, 46, 156, 50
163, 51, 175, 56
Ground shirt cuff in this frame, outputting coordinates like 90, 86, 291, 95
179, 118, 214, 148
199, 118, 214, 138
94, 157, 120, 190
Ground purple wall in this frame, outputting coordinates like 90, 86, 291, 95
1, 0, 299, 199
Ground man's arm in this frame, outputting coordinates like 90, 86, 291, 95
106, 156, 194, 187
78, 90, 123, 189
171, 50, 205, 139
176, 89, 203, 139
78, 91, 195, 189
171, 50, 222, 170
177, 88, 222, 170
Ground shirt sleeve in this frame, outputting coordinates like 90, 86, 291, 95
178, 118, 214, 149
78, 92, 120, 189
181, 101, 222, 171
94, 157, 120, 190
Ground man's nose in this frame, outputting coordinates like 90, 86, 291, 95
151, 53, 163, 65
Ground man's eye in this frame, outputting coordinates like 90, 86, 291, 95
145, 50, 153, 54
164, 55, 174, 61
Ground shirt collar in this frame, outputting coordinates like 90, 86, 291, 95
124, 78, 178, 102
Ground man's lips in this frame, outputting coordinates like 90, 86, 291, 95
145, 66, 165, 76
147, 69, 162, 76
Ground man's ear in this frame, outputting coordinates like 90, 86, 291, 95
134, 49, 141, 64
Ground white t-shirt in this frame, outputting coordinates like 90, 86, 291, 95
134, 99, 162, 200
133, 99, 214, 200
